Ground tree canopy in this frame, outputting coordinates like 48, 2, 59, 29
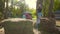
54, 0, 60, 11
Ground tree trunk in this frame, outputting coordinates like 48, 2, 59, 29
5, 0, 9, 19
0, 0, 5, 20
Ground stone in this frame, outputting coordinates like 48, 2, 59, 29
38, 18, 59, 34
0, 18, 34, 34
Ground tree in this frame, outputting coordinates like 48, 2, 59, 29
54, 0, 60, 11
0, 0, 5, 21
37, 0, 60, 34
0, 0, 11, 19
9, 0, 29, 18
5, 0, 9, 19
13, 0, 25, 18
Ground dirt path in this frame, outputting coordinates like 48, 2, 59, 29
0, 28, 5, 34
56, 20, 60, 26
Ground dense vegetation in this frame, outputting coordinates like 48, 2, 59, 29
0, 0, 60, 21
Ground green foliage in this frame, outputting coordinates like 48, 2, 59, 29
29, 9, 37, 19
0, 12, 3, 20
54, 0, 60, 11
42, 0, 51, 17
42, 0, 60, 17
10, 0, 29, 18
0, 0, 5, 21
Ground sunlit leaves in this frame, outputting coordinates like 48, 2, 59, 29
29, 9, 36, 19
54, 0, 60, 11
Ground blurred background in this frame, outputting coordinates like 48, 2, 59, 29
0, 0, 60, 34
0, 0, 60, 21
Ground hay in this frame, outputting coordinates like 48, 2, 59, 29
0, 18, 34, 34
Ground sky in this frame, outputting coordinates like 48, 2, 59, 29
25, 0, 37, 9
16, 0, 37, 9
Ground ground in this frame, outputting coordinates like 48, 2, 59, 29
56, 20, 60, 26
0, 20, 60, 34
0, 28, 4, 34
